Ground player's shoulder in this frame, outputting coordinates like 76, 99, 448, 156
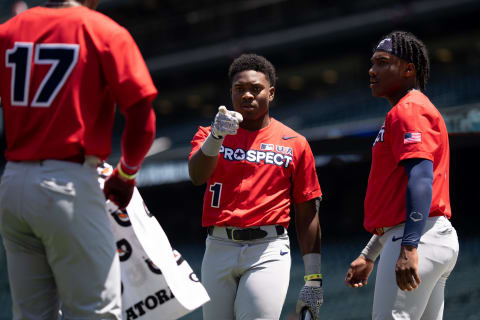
390, 90, 439, 121
73, 7, 128, 35
0, 6, 33, 32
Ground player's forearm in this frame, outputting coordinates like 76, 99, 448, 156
188, 149, 218, 185
120, 99, 156, 174
294, 199, 322, 256
401, 158, 433, 248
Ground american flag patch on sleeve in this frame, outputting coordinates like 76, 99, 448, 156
404, 132, 422, 144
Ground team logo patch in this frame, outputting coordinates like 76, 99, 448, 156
404, 132, 421, 144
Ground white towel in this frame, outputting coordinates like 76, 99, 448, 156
98, 163, 209, 320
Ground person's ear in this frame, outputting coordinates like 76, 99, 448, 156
269, 86, 275, 102
405, 62, 416, 79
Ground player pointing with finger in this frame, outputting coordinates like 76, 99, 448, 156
345, 31, 459, 319
0, 0, 156, 318
189, 54, 324, 320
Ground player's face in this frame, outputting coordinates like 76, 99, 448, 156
369, 51, 409, 104
231, 70, 274, 123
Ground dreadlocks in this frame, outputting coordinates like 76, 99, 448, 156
375, 31, 430, 92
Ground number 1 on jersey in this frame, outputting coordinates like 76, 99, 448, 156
209, 183, 222, 208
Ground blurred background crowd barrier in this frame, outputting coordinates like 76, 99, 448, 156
0, 0, 479, 319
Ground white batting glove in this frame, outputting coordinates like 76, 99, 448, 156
296, 280, 323, 320
211, 105, 243, 139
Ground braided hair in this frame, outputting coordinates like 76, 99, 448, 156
375, 31, 430, 92
228, 53, 276, 87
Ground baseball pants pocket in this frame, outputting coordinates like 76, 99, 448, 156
30, 163, 121, 319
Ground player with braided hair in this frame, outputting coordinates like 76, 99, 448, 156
385, 30, 430, 92
189, 53, 323, 320
345, 31, 459, 319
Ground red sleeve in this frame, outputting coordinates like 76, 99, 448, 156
99, 27, 157, 111
291, 138, 322, 203
120, 98, 156, 174
388, 102, 439, 164
189, 126, 211, 159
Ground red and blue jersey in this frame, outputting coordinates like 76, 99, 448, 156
189, 118, 322, 228
364, 90, 451, 233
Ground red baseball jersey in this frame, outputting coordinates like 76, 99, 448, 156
364, 90, 451, 233
189, 118, 322, 228
0, 6, 157, 161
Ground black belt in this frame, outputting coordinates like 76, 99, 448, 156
207, 226, 285, 241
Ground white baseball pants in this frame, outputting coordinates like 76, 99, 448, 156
373, 216, 459, 320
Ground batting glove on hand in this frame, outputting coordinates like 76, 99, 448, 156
103, 166, 136, 210
296, 280, 323, 320
211, 106, 243, 139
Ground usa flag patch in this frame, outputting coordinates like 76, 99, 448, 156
404, 132, 421, 144
260, 143, 274, 151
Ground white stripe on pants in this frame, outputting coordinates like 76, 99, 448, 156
0, 161, 121, 319
373, 216, 459, 320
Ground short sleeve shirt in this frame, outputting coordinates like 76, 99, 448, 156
364, 90, 451, 233
0, 6, 157, 161
189, 118, 322, 228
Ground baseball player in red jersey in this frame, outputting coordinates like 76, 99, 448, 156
0, 0, 156, 318
188, 54, 324, 320
345, 31, 459, 319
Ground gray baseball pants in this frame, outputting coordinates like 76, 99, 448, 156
373, 216, 459, 320
201, 226, 291, 320
0, 160, 121, 320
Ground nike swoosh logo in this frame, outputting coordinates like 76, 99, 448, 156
282, 135, 297, 140
280, 250, 289, 256
392, 236, 403, 242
